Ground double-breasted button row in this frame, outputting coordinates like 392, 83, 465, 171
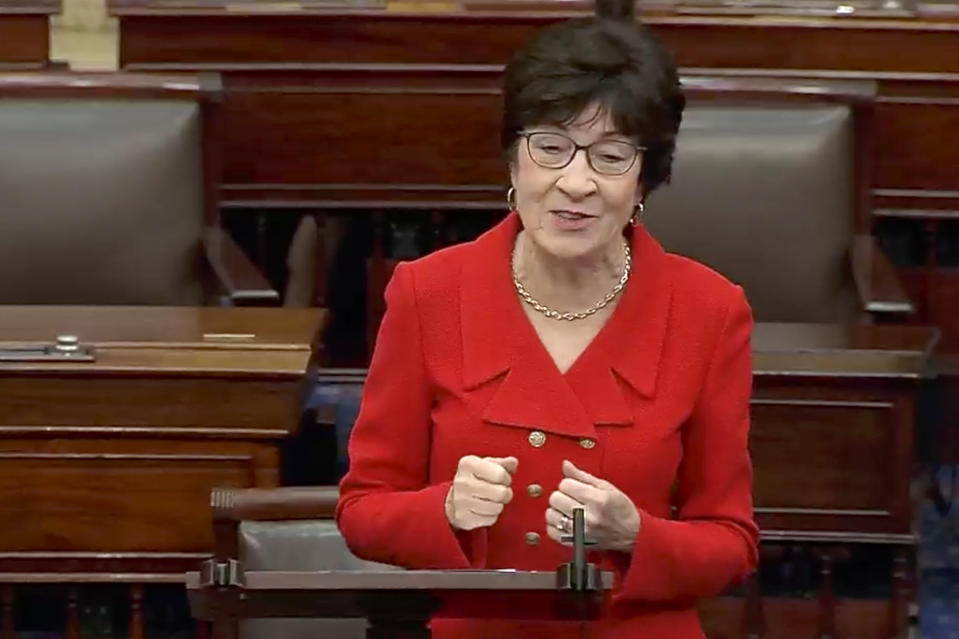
528, 431, 596, 449
523, 431, 595, 547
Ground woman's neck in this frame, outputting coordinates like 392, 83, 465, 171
513, 230, 627, 313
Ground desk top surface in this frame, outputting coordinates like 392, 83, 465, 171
186, 568, 615, 590
185, 567, 613, 621
0, 306, 323, 345
753, 322, 938, 379
0, 309, 934, 378
108, 0, 959, 23
0, 1, 60, 15
753, 322, 937, 353
0, 306, 325, 377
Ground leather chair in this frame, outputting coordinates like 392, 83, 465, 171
645, 75, 911, 323
211, 486, 398, 639
0, 72, 278, 306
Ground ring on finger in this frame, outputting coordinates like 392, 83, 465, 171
559, 513, 571, 533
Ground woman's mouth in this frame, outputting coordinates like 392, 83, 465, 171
550, 210, 596, 230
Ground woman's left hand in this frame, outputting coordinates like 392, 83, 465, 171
545, 460, 641, 552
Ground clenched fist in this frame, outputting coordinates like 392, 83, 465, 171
545, 460, 640, 551
445, 455, 518, 531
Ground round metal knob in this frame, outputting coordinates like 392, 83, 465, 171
55, 335, 80, 353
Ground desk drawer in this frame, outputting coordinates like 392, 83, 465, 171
0, 439, 277, 552
0, 376, 300, 430
751, 380, 915, 537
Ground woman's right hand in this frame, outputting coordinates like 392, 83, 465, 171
445, 455, 518, 531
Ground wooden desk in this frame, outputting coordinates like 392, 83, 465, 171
0, 306, 324, 577
187, 568, 614, 635
709, 323, 936, 639
0, 1, 59, 69
751, 323, 937, 542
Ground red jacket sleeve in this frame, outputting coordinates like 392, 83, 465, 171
335, 262, 487, 569
615, 286, 759, 602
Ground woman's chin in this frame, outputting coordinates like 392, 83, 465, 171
533, 232, 605, 262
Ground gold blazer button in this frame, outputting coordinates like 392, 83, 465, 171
527, 483, 543, 498
579, 438, 596, 449
528, 430, 546, 448
525, 532, 541, 546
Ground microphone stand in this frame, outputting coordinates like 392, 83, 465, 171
556, 508, 602, 592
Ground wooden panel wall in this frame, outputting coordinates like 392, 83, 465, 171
0, 1, 59, 68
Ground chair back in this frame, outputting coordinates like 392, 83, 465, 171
645, 77, 876, 322
0, 73, 221, 304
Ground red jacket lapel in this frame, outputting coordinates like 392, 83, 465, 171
459, 213, 672, 436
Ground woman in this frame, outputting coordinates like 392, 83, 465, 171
336, 0, 758, 636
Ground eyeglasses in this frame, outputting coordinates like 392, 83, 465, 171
519, 131, 646, 176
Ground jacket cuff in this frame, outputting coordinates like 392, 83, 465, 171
427, 481, 489, 569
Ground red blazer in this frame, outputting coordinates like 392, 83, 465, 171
337, 213, 758, 639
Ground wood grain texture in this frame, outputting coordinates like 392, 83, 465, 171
699, 596, 901, 639
212, 486, 339, 522
0, 306, 321, 576
0, 453, 254, 552
0, 15, 50, 66
110, 7, 959, 72
223, 90, 503, 190
0, 2, 57, 68
0, 377, 303, 427
186, 569, 611, 622
203, 227, 280, 305
0, 306, 322, 346
875, 101, 959, 191
108, 6, 959, 207
752, 377, 916, 536
927, 268, 959, 351
850, 234, 914, 314
751, 400, 896, 511
0, 1, 60, 11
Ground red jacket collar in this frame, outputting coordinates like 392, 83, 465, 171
459, 212, 672, 436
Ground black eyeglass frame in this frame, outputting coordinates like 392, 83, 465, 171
518, 131, 647, 176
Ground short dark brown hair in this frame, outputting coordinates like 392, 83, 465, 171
501, 0, 685, 196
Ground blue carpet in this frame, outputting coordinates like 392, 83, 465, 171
919, 465, 959, 638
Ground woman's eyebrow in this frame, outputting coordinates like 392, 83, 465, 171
528, 126, 634, 144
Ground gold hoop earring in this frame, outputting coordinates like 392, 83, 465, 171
631, 200, 645, 226
506, 187, 517, 210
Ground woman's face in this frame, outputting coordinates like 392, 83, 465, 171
510, 105, 643, 262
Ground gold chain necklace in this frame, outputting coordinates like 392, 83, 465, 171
512, 238, 631, 321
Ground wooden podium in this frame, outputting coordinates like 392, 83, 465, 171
187, 567, 613, 639
188, 509, 611, 639
0, 306, 324, 635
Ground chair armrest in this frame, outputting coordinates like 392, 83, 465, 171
212, 486, 339, 524
850, 234, 914, 316
203, 226, 280, 306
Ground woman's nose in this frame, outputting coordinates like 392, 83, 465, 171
556, 149, 598, 199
